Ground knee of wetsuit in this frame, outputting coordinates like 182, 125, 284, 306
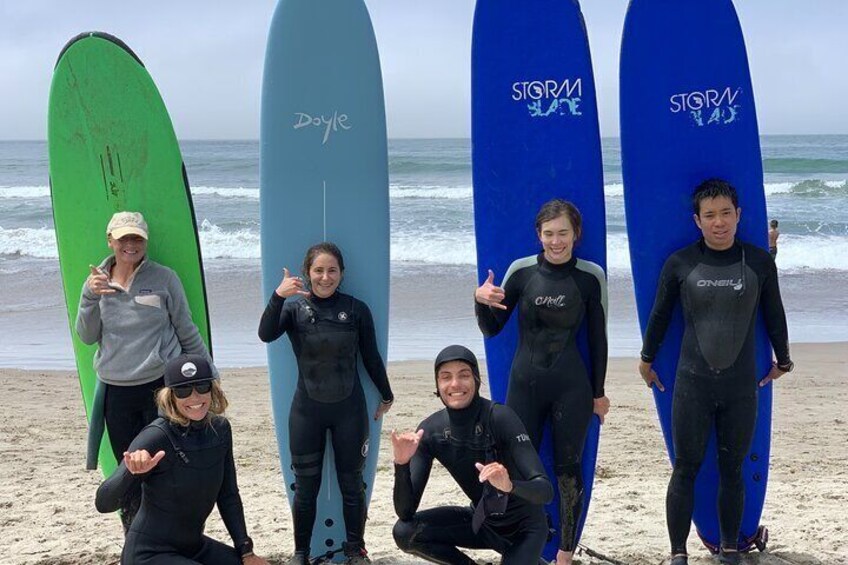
392, 519, 417, 552
671, 458, 701, 483
337, 470, 365, 501
716, 457, 745, 484
292, 452, 323, 502
292, 452, 323, 478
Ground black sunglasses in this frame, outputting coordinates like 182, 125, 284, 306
172, 382, 213, 399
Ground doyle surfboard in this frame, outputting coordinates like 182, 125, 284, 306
620, 0, 771, 552
48, 32, 211, 477
260, 0, 389, 561
472, 0, 606, 557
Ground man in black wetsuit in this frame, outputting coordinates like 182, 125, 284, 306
638, 179, 793, 565
391, 345, 553, 565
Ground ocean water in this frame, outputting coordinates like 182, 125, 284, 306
1, 136, 846, 368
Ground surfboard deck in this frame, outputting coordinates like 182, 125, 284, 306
48, 32, 211, 478
620, 0, 771, 552
472, 1, 606, 557
260, 1, 389, 561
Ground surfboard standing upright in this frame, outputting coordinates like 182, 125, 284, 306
260, 0, 389, 560
472, 0, 606, 557
620, 0, 771, 552
48, 32, 211, 478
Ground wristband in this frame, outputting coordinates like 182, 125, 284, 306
237, 537, 254, 557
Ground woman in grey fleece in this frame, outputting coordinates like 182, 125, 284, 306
76, 211, 215, 532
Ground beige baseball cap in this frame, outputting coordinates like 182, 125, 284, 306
107, 211, 148, 240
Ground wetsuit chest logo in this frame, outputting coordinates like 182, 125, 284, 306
534, 295, 568, 308
696, 278, 743, 291
338, 311, 348, 321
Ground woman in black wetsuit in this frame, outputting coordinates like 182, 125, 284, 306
474, 199, 609, 565
258, 242, 394, 565
95, 354, 269, 565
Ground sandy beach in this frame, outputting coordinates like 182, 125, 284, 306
1, 343, 845, 565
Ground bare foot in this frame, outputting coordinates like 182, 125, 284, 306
556, 549, 573, 565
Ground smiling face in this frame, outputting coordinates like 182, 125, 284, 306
175, 387, 212, 422
538, 214, 576, 264
436, 360, 477, 410
308, 253, 342, 298
694, 195, 741, 251
107, 234, 147, 268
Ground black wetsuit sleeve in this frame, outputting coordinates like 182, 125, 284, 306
393, 430, 434, 520
475, 269, 522, 337
216, 422, 251, 549
94, 425, 167, 513
586, 277, 608, 398
258, 292, 293, 343
357, 302, 393, 402
641, 255, 681, 363
760, 257, 791, 365
495, 406, 553, 505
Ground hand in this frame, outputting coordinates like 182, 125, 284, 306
87, 265, 116, 295
123, 449, 165, 475
374, 399, 393, 420
638, 360, 665, 392
242, 554, 270, 565
759, 362, 789, 387
475, 462, 513, 493
391, 429, 424, 465
275, 267, 310, 299
475, 269, 507, 310
593, 396, 610, 424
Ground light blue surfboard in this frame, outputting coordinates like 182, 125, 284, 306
260, 1, 389, 561
620, 0, 771, 552
472, 1, 606, 558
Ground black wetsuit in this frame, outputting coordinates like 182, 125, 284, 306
393, 396, 553, 565
258, 291, 393, 557
475, 253, 607, 551
95, 417, 253, 564
641, 240, 790, 554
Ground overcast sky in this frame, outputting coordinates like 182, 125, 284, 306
2, 1, 845, 139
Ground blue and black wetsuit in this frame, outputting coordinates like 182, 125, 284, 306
475, 253, 608, 552
641, 239, 790, 555
95, 417, 254, 564
393, 396, 553, 565
258, 291, 393, 557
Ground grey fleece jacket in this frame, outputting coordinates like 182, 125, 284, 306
76, 256, 216, 386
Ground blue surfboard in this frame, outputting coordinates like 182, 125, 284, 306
472, 1, 606, 558
620, 0, 771, 552
260, 1, 389, 561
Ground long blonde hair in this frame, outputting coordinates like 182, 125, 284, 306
156, 380, 229, 427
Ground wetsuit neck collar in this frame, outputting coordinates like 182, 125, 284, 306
538, 252, 577, 272
310, 291, 340, 306
698, 238, 743, 259
445, 394, 484, 429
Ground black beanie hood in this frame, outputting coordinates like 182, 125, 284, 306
434, 345, 482, 400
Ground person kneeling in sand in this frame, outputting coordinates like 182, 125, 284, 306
95, 354, 269, 565
391, 345, 553, 565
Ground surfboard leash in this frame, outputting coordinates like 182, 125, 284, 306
576, 543, 629, 565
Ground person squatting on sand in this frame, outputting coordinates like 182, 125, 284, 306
258, 242, 394, 565
474, 199, 610, 565
391, 345, 553, 565
77, 211, 216, 531
95, 354, 269, 565
638, 179, 793, 565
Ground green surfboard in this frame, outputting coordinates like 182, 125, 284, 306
48, 32, 211, 476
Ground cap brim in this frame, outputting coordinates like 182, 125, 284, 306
109, 227, 148, 240
168, 375, 217, 388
